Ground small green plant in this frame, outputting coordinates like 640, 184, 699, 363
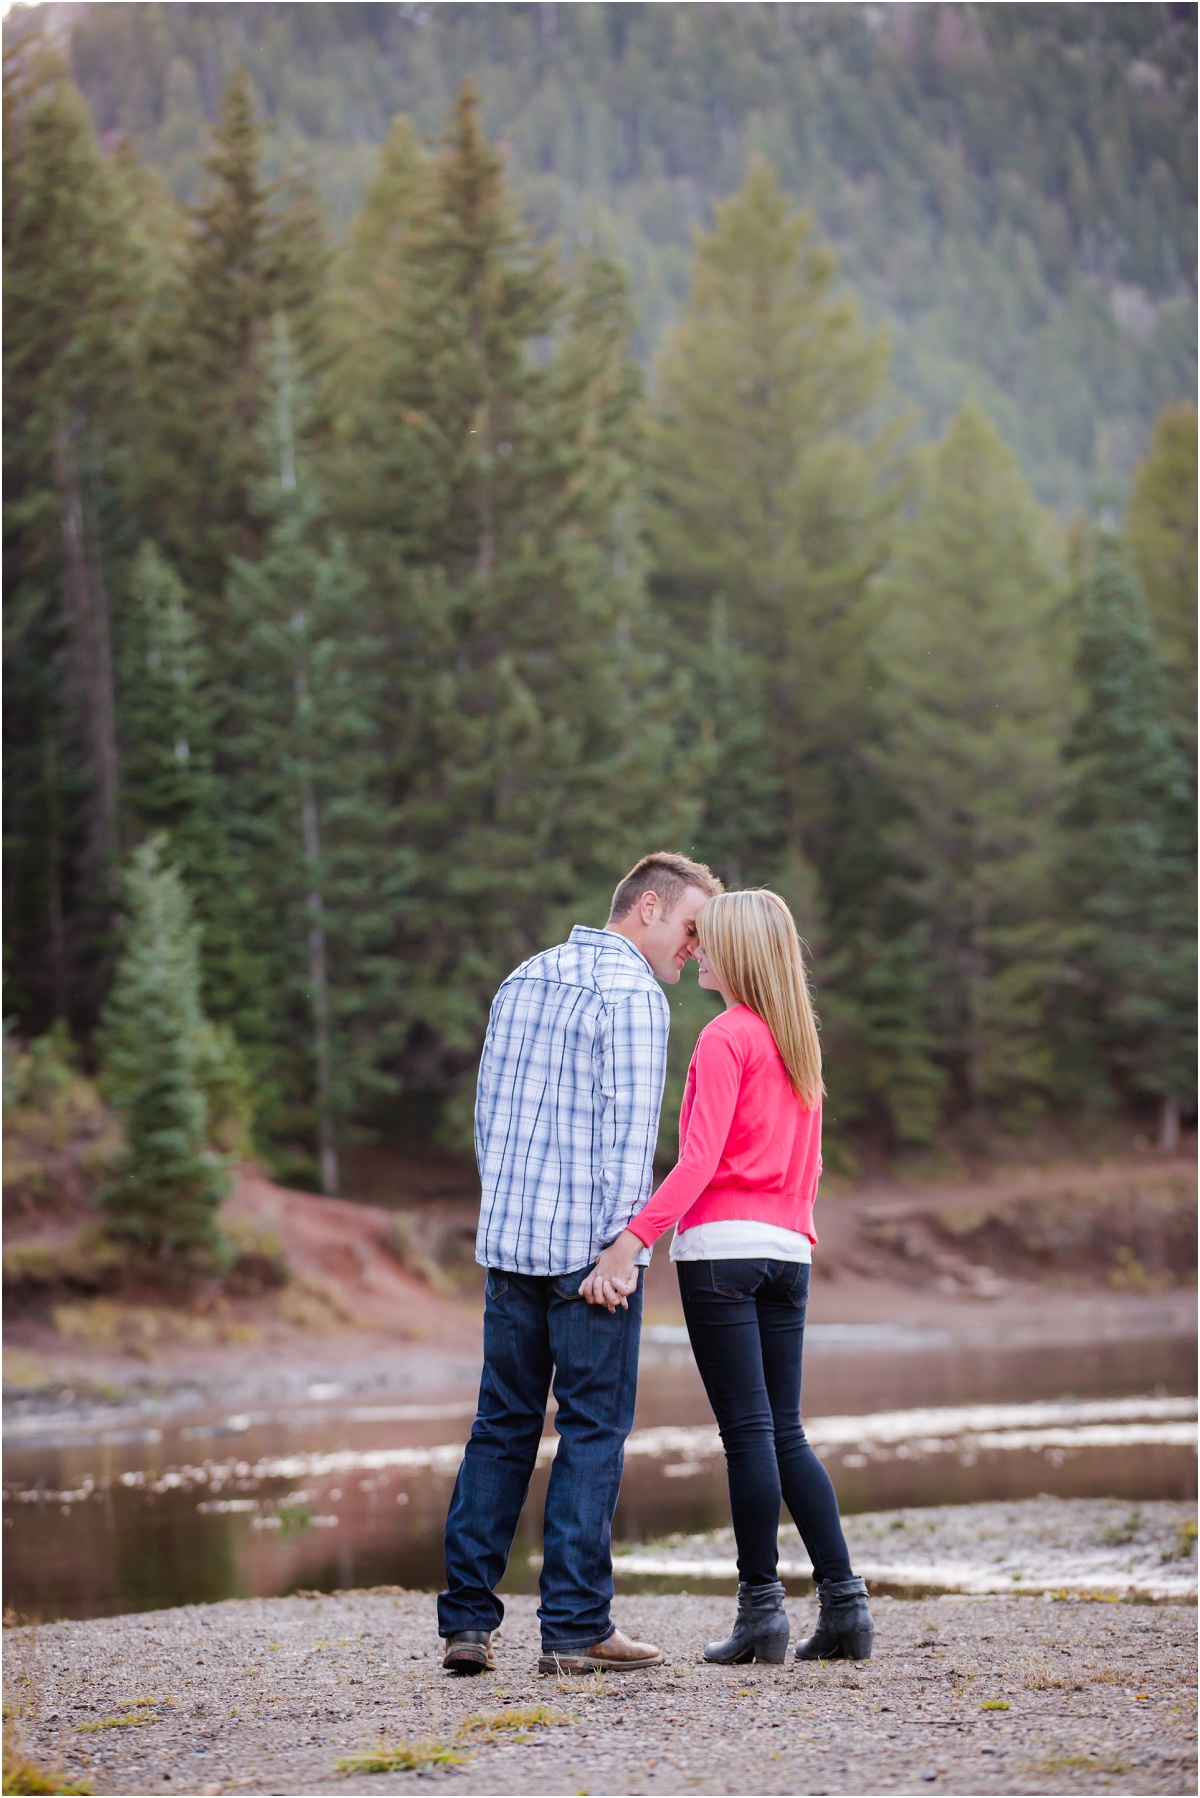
77, 1708, 158, 1733
336, 1703, 574, 1776
1161, 1517, 1197, 1562
981, 1699, 1011, 1711
1026, 1752, 1131, 1776
1101, 1508, 1144, 1545
2, 1726, 92, 1795
460, 1706, 572, 1741
1023, 1657, 1082, 1692
335, 1739, 469, 1775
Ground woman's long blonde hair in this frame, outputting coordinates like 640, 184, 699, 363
697, 889, 825, 1107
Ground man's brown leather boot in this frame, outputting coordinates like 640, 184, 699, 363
442, 1629, 496, 1674
538, 1627, 662, 1675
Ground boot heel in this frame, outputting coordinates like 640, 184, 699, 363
752, 1632, 789, 1664
843, 1630, 874, 1660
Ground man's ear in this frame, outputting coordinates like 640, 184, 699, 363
639, 889, 662, 924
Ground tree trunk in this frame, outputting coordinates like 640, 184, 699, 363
302, 780, 338, 1198
1159, 1093, 1181, 1154
43, 731, 70, 1021
274, 314, 338, 1195
53, 408, 119, 886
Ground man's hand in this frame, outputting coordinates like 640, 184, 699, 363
579, 1229, 643, 1312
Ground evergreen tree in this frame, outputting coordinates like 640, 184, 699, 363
647, 157, 899, 886
332, 83, 694, 1140
97, 837, 232, 1261
1125, 402, 1197, 770
135, 70, 330, 617
1058, 537, 1196, 1148
645, 156, 935, 1148
117, 541, 212, 845
112, 538, 260, 1057
222, 317, 385, 1190
3, 43, 142, 1030
874, 405, 1069, 1117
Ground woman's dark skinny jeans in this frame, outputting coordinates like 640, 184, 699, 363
678, 1258, 853, 1587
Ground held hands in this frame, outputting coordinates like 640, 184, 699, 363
578, 1229, 643, 1312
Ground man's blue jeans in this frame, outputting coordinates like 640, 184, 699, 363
438, 1264, 643, 1652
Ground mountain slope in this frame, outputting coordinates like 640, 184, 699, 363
9, 0, 1196, 507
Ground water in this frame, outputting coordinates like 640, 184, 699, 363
5, 1324, 1194, 1623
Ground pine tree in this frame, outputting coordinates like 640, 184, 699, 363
645, 156, 936, 1148
1058, 537, 1195, 1148
646, 156, 900, 886
874, 404, 1069, 1116
112, 538, 260, 1065
331, 83, 694, 1140
98, 837, 232, 1262
3, 43, 143, 1032
221, 316, 385, 1190
118, 541, 212, 845
135, 70, 330, 618
1125, 402, 1197, 771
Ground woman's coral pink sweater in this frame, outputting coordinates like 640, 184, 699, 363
627, 1004, 822, 1249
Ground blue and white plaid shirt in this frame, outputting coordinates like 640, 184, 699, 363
474, 925, 670, 1276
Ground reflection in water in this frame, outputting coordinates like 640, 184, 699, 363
5, 1327, 1195, 1622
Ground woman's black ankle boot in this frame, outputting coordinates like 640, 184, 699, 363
794, 1576, 874, 1662
703, 1579, 791, 1664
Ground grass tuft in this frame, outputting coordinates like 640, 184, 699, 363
1161, 1518, 1197, 1562
1026, 1752, 1132, 1776
981, 1699, 1011, 1711
460, 1705, 573, 1742
1100, 1509, 1144, 1546
335, 1739, 469, 1776
336, 1702, 574, 1776
2, 1728, 92, 1796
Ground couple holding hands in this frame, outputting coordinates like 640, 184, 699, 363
438, 852, 873, 1675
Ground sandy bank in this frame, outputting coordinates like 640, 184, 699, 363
5, 1580, 1196, 1796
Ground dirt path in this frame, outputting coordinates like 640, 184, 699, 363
6, 1588, 1195, 1796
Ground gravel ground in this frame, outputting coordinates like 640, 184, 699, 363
5, 1588, 1195, 1797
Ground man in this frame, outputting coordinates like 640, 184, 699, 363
438, 852, 723, 1675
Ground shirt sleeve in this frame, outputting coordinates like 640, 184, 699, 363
626, 1023, 743, 1247
473, 1000, 498, 1170
596, 986, 670, 1246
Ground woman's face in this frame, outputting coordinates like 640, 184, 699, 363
696, 941, 739, 1009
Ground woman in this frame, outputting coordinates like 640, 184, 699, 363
584, 889, 873, 1665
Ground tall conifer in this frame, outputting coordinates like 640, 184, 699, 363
136, 71, 330, 617
1058, 537, 1195, 1147
3, 45, 141, 1029
98, 838, 232, 1261
222, 319, 384, 1189
874, 405, 1068, 1116
647, 157, 900, 884
1125, 402, 1197, 771
332, 83, 692, 1138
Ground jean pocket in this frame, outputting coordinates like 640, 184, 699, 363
779, 1261, 811, 1308
485, 1269, 509, 1301
551, 1264, 595, 1301
706, 1259, 763, 1299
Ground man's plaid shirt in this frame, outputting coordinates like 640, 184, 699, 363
474, 925, 670, 1276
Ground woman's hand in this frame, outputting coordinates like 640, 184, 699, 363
579, 1229, 642, 1312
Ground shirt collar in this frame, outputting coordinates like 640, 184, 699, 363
569, 923, 656, 978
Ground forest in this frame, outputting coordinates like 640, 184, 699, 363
13, 0, 1198, 509
3, 11, 1195, 1233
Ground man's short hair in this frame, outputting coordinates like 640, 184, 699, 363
608, 852, 724, 923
